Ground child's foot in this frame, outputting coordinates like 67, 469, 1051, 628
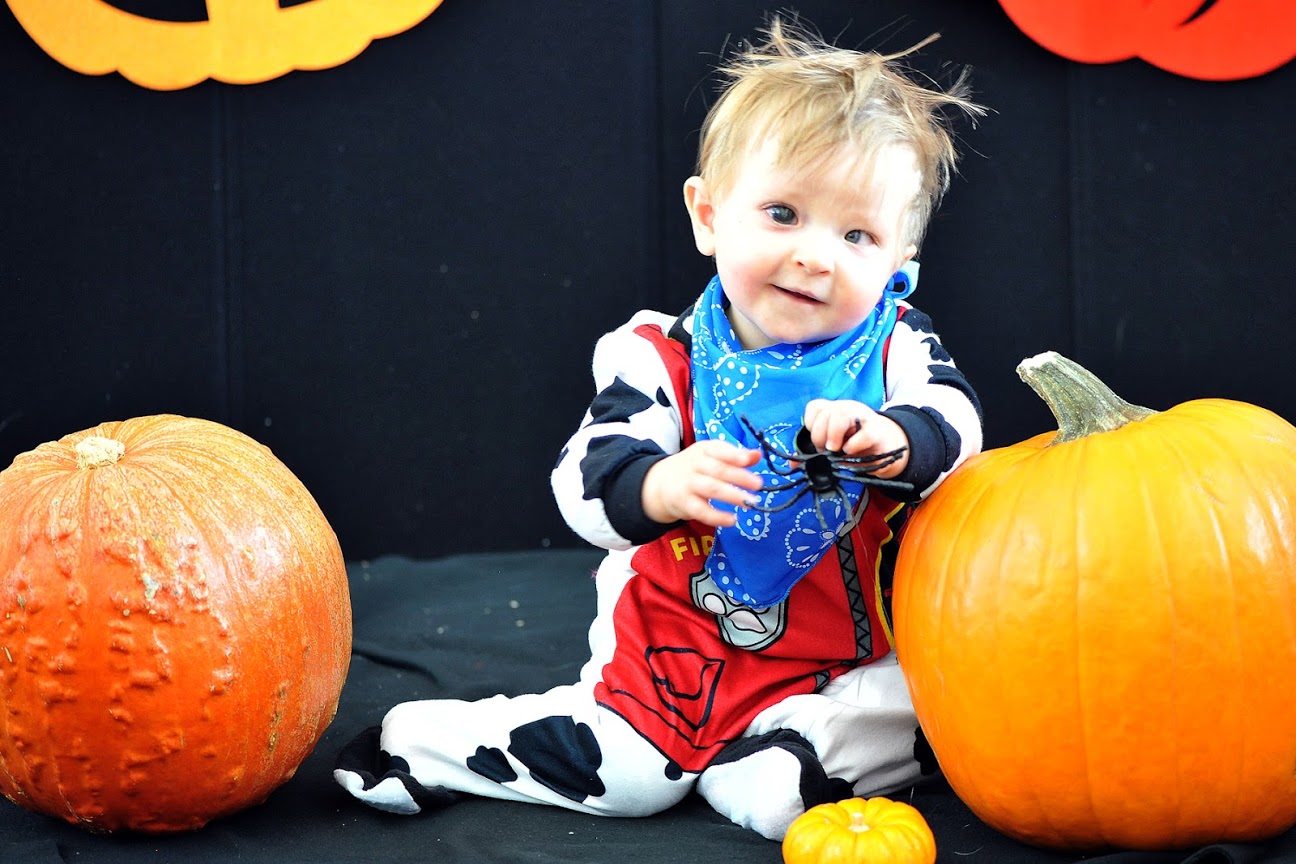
333, 726, 465, 814
696, 728, 851, 840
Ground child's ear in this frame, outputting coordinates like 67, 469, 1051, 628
683, 176, 717, 257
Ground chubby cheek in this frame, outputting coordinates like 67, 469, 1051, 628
715, 236, 782, 292
844, 285, 887, 320
808, 284, 885, 339
717, 256, 765, 294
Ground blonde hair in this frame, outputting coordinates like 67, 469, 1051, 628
696, 16, 985, 248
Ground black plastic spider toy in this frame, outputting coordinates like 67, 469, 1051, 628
739, 414, 915, 530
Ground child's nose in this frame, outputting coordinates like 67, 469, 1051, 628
793, 233, 834, 275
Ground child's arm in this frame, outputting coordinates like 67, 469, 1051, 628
877, 305, 983, 497
804, 306, 983, 500
551, 312, 761, 551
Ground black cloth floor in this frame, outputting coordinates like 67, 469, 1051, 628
3, 550, 1296, 864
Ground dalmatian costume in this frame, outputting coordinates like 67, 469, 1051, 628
335, 272, 981, 840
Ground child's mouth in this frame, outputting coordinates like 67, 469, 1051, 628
775, 285, 821, 304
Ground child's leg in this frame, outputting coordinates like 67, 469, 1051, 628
696, 653, 930, 839
754, 653, 931, 795
334, 682, 694, 818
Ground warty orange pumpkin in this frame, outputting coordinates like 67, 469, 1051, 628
0, 415, 352, 832
782, 796, 936, 864
893, 351, 1296, 851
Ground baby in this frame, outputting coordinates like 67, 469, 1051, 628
336, 16, 984, 841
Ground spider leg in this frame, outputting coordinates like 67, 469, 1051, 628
761, 477, 807, 494
832, 447, 908, 472
738, 412, 920, 516
738, 414, 805, 464
803, 481, 865, 532
827, 443, 912, 495
744, 482, 813, 515
811, 491, 836, 531
833, 468, 916, 496
740, 415, 869, 521
862, 477, 917, 495
762, 460, 803, 479
834, 458, 902, 480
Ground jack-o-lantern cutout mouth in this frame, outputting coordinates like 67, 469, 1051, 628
93, 0, 325, 22
998, 0, 1295, 81
5, 0, 447, 91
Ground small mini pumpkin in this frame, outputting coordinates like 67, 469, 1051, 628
782, 797, 936, 864
894, 352, 1296, 850
0, 415, 352, 832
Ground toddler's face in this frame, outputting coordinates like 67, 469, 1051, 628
687, 138, 919, 350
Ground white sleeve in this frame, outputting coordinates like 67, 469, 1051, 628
882, 305, 984, 497
550, 311, 687, 550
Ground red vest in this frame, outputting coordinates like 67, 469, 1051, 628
592, 324, 909, 772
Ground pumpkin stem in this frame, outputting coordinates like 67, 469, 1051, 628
74, 436, 126, 469
1016, 351, 1157, 444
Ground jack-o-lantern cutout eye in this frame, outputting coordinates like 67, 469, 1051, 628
5, 0, 447, 91
104, 0, 209, 22
998, 0, 1296, 81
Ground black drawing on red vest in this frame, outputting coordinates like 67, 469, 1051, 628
690, 565, 788, 651
644, 646, 725, 732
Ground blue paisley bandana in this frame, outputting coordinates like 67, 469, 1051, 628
689, 262, 918, 609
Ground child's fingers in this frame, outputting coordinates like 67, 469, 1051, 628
654, 443, 760, 526
804, 409, 857, 452
840, 416, 908, 477
842, 416, 884, 454
691, 504, 739, 529
692, 472, 759, 507
803, 398, 830, 431
675, 482, 748, 527
675, 494, 738, 527
696, 439, 761, 466
693, 441, 763, 487
802, 408, 830, 449
803, 401, 871, 451
827, 415, 860, 452
713, 460, 764, 492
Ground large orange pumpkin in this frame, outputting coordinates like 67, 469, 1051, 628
893, 352, 1296, 851
0, 415, 352, 832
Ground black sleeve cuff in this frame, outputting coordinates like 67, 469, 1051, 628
881, 405, 954, 500
602, 452, 681, 545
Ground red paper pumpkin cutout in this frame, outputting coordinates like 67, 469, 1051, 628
998, 0, 1296, 81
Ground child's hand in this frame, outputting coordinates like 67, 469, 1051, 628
803, 399, 910, 479
642, 441, 763, 528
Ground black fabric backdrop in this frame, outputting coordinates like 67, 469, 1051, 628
2, 0, 1294, 561
4, 552, 1296, 864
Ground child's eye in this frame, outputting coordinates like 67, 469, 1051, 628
845, 229, 872, 245
766, 205, 796, 225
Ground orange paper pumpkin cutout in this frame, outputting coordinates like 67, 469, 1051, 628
5, 0, 446, 90
998, 0, 1296, 81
